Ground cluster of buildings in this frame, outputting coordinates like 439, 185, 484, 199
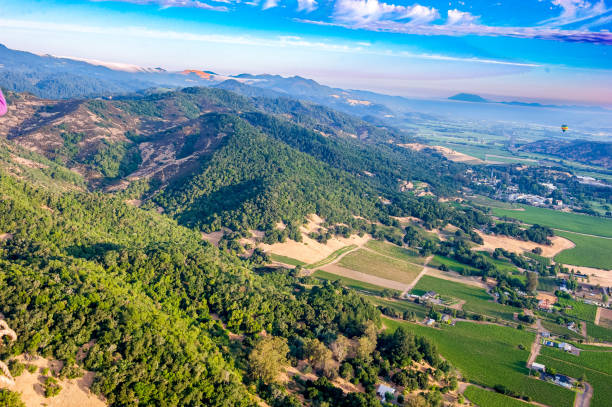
530, 363, 576, 389
542, 339, 574, 353
506, 193, 564, 209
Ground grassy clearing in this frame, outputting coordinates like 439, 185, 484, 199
558, 298, 597, 322
307, 245, 357, 269
537, 346, 611, 407
429, 255, 480, 274
365, 240, 426, 264
385, 319, 574, 407
554, 231, 612, 270
312, 270, 398, 296
491, 205, 612, 239
269, 253, 305, 266
464, 385, 538, 407
338, 249, 422, 285
413, 275, 519, 321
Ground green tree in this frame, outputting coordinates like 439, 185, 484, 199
304, 338, 332, 370
526, 272, 538, 293
0, 390, 25, 407
248, 336, 289, 383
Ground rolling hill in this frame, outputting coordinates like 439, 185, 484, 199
0, 87, 473, 236
519, 139, 612, 169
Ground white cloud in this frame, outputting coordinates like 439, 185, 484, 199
297, 0, 318, 12
400, 4, 439, 23
446, 9, 478, 25
543, 0, 609, 26
262, 0, 279, 9
333, 0, 438, 25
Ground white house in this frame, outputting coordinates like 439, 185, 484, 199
531, 362, 545, 372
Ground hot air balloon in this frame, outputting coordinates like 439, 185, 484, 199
561, 124, 568, 132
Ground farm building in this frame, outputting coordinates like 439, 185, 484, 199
531, 362, 546, 372
558, 342, 572, 352
377, 384, 396, 401
554, 374, 573, 389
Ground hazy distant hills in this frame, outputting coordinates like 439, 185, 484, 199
448, 92, 607, 112
519, 139, 612, 169
0, 43, 212, 98
448, 93, 489, 103
2, 43, 612, 133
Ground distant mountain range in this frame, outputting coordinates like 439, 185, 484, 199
2, 43, 611, 132
448, 92, 607, 112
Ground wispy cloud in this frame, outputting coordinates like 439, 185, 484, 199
0, 18, 365, 53
92, 0, 229, 12
297, 0, 317, 12
299, 0, 612, 45
542, 0, 608, 26
0, 18, 542, 68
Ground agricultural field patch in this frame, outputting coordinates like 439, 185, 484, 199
413, 275, 520, 321
554, 231, 612, 270
385, 319, 574, 407
537, 347, 611, 407
557, 298, 597, 322
586, 322, 612, 343
307, 245, 357, 269
541, 345, 612, 376
540, 319, 583, 341
311, 270, 399, 296
365, 240, 426, 264
597, 307, 612, 330
464, 385, 538, 407
364, 296, 428, 319
429, 255, 480, 274
491, 205, 612, 239
338, 249, 422, 284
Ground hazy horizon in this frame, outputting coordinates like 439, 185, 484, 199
1, 0, 612, 106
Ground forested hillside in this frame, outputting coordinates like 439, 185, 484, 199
0, 135, 455, 406
0, 87, 471, 236
519, 139, 612, 169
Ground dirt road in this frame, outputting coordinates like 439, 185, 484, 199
527, 320, 543, 368
321, 264, 412, 292
574, 382, 593, 407
400, 255, 433, 297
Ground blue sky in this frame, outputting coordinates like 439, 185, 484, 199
1, 0, 611, 105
